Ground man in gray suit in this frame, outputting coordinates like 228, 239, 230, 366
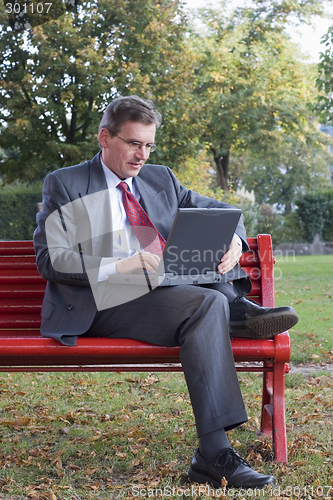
34, 96, 298, 489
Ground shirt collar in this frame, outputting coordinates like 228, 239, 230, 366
100, 153, 134, 192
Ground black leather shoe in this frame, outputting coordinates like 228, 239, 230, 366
229, 296, 298, 339
188, 447, 276, 489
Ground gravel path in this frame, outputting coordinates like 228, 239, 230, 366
289, 362, 333, 374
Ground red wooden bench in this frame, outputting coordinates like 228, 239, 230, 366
0, 234, 290, 462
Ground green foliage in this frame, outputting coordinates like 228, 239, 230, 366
315, 25, 333, 124
296, 190, 333, 242
276, 211, 305, 243
176, 157, 311, 243
189, 1, 332, 204
222, 194, 260, 237
1, 0, 331, 218
0, 0, 201, 183
235, 200, 260, 238
0, 181, 42, 240
256, 204, 280, 239
174, 151, 224, 200
240, 124, 332, 211
174, 155, 263, 237
252, 208, 305, 245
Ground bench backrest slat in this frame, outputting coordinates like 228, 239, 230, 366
0, 236, 274, 335
0, 284, 46, 299
0, 256, 38, 270
0, 241, 36, 255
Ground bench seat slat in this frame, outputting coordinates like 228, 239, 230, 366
0, 337, 280, 365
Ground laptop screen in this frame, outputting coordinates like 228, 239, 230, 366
162, 208, 242, 276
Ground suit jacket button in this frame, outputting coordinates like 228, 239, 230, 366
67, 304, 73, 310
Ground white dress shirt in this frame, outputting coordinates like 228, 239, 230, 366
97, 158, 142, 281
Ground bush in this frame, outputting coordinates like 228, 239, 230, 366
225, 202, 304, 244
296, 190, 333, 243
276, 211, 305, 243
229, 198, 259, 237
256, 204, 282, 243
321, 189, 333, 242
0, 182, 43, 240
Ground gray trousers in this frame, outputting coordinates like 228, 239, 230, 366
84, 284, 248, 437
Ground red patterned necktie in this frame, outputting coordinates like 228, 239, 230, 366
117, 181, 166, 257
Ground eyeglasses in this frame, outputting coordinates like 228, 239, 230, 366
115, 134, 157, 153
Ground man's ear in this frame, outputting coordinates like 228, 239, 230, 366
98, 128, 111, 148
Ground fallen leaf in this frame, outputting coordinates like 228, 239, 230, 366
83, 482, 100, 490
86, 467, 100, 476
221, 476, 228, 488
119, 415, 130, 422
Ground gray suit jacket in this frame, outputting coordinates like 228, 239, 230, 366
33, 153, 250, 343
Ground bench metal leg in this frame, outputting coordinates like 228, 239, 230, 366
272, 361, 288, 463
260, 361, 288, 463
261, 365, 273, 437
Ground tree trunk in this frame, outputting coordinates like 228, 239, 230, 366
214, 151, 230, 191
284, 202, 292, 214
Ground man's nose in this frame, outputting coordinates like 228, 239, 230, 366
136, 146, 150, 161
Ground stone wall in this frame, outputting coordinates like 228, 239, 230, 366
273, 234, 333, 256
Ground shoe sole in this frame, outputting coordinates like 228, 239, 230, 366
188, 468, 276, 489
188, 468, 222, 488
230, 311, 299, 339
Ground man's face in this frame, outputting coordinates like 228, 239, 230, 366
98, 120, 156, 180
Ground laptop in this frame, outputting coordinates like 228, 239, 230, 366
108, 207, 241, 288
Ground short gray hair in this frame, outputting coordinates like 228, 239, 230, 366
99, 95, 162, 135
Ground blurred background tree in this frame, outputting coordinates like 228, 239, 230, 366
188, 0, 332, 208
0, 0, 200, 182
1, 0, 333, 242
315, 24, 333, 125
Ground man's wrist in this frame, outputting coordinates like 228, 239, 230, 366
115, 258, 122, 274
234, 233, 242, 249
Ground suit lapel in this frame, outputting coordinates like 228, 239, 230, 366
86, 153, 108, 195
78, 153, 113, 256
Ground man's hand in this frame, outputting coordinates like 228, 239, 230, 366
217, 234, 242, 275
115, 252, 160, 274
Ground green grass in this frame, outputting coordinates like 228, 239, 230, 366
274, 254, 333, 364
0, 255, 333, 499
0, 371, 332, 499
